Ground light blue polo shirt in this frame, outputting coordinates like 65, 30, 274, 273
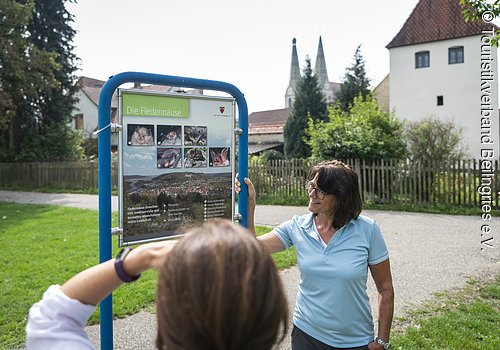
274, 213, 389, 348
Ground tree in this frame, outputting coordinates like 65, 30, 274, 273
0, 0, 81, 161
306, 94, 406, 161
28, 0, 79, 125
0, 0, 59, 156
284, 57, 328, 159
403, 117, 467, 202
460, 0, 500, 46
403, 117, 467, 163
14, 121, 85, 161
260, 149, 285, 162
335, 45, 371, 112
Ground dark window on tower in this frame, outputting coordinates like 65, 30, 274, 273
415, 51, 430, 68
449, 46, 464, 64
437, 96, 444, 106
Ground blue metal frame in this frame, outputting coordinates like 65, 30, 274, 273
97, 72, 248, 350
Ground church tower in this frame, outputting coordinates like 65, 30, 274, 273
285, 36, 339, 107
314, 35, 336, 103
314, 36, 329, 89
285, 38, 301, 108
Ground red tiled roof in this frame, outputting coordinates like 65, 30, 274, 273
249, 108, 290, 127
248, 143, 282, 154
79, 77, 118, 108
329, 82, 341, 93
386, 0, 499, 49
78, 78, 203, 108
249, 125, 284, 135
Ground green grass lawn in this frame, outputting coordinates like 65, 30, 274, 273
2, 201, 498, 349
256, 226, 297, 269
392, 277, 500, 349
1, 202, 103, 348
0, 201, 295, 349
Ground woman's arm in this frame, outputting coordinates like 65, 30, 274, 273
62, 241, 176, 306
244, 177, 257, 235
235, 176, 285, 254
235, 175, 257, 235
27, 241, 177, 349
368, 259, 394, 349
257, 231, 286, 254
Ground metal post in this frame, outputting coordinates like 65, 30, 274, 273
97, 72, 248, 350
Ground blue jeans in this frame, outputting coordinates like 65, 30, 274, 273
291, 326, 370, 350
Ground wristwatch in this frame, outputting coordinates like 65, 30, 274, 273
375, 336, 392, 350
114, 247, 141, 283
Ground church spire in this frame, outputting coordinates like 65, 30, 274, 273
285, 38, 301, 108
314, 35, 329, 88
289, 38, 301, 87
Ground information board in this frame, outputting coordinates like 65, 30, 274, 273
118, 89, 235, 245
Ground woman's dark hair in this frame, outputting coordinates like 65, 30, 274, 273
156, 219, 288, 350
309, 160, 362, 229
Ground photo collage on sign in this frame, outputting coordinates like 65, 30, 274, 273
127, 124, 155, 146
157, 125, 182, 169
127, 124, 230, 169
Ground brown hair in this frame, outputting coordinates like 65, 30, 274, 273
156, 219, 288, 350
309, 160, 362, 229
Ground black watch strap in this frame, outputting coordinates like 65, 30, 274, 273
114, 248, 141, 283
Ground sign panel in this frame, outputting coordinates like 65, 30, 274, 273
118, 89, 235, 245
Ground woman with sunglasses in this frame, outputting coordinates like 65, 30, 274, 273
236, 160, 394, 350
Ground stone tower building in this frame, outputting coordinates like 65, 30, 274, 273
387, 0, 499, 157
285, 38, 301, 108
285, 36, 341, 108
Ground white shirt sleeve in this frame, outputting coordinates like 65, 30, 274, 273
26, 285, 97, 350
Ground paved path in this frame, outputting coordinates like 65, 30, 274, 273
1, 191, 499, 349
0, 190, 119, 212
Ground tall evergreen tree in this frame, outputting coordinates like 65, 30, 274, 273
284, 57, 328, 159
0, 0, 59, 156
0, 0, 81, 160
28, 0, 79, 125
335, 45, 371, 112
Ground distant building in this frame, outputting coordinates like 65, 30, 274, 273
72, 77, 118, 141
285, 36, 341, 108
387, 0, 499, 158
373, 74, 390, 115
71, 77, 202, 146
284, 38, 301, 110
249, 37, 340, 155
248, 108, 289, 154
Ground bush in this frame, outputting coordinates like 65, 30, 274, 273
83, 137, 98, 159
14, 122, 85, 162
284, 57, 328, 159
404, 116, 468, 162
306, 94, 406, 161
261, 150, 285, 162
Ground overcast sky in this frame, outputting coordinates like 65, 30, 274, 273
67, 0, 498, 114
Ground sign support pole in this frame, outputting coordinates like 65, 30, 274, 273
97, 72, 248, 350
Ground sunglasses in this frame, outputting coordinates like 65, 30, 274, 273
306, 181, 328, 200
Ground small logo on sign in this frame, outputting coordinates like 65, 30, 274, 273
219, 107, 225, 113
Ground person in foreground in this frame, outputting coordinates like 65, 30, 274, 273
236, 160, 394, 350
26, 220, 288, 350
